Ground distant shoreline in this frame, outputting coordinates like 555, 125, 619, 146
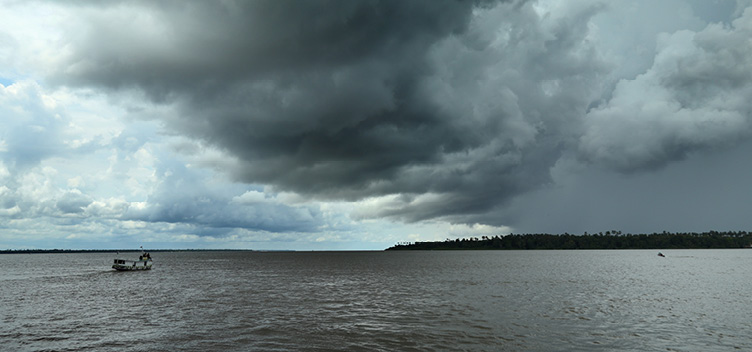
387, 231, 752, 250
0, 249, 253, 254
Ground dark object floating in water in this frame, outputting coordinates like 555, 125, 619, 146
658, 252, 665, 257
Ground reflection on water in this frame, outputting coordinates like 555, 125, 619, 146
1, 250, 750, 351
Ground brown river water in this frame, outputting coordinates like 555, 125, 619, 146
1, 249, 750, 351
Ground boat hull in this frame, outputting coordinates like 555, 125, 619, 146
112, 264, 152, 271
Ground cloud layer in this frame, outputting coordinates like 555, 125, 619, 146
50, 0, 606, 225
1, 0, 752, 248
581, 7, 752, 171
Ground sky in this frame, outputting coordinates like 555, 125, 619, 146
1, 0, 752, 250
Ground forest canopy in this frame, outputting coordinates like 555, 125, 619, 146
386, 231, 752, 250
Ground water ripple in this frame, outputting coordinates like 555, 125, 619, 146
1, 250, 751, 351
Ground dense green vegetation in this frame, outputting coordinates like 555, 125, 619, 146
386, 231, 752, 250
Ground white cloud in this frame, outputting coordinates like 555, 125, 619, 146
580, 8, 752, 171
232, 190, 268, 204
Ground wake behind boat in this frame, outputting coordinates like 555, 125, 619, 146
112, 251, 153, 271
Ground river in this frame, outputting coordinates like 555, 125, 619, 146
1, 249, 749, 351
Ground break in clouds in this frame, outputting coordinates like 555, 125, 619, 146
2, 0, 752, 247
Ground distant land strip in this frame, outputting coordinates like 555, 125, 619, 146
0, 249, 252, 254
386, 231, 752, 250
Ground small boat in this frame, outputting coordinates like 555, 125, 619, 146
112, 252, 153, 271
657, 252, 665, 257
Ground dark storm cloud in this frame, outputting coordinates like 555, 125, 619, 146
54, 0, 488, 98
49, 0, 608, 225
48, 0, 752, 228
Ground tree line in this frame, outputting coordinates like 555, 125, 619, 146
386, 231, 752, 250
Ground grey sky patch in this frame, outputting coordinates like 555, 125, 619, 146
56, 190, 92, 214
507, 140, 752, 235
686, 0, 737, 24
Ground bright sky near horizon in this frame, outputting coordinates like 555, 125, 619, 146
1, 0, 752, 250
